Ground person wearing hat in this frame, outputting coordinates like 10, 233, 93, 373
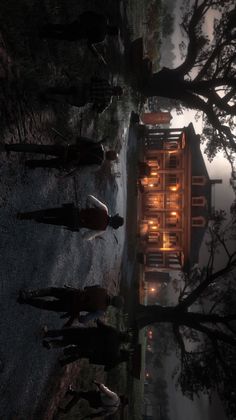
59, 381, 129, 417
42, 319, 132, 354
2, 137, 118, 170
17, 285, 124, 327
17, 194, 124, 239
39, 11, 119, 46
42, 77, 123, 114
60, 345, 131, 369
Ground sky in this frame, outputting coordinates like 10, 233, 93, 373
170, 108, 235, 213
168, 0, 235, 214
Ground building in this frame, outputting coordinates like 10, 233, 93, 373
137, 123, 221, 283
140, 111, 172, 125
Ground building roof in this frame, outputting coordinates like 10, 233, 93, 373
184, 123, 212, 269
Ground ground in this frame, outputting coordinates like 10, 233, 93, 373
0, 0, 144, 419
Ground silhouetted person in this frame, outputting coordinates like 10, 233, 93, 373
17, 195, 124, 239
39, 11, 119, 46
2, 138, 118, 170
60, 346, 130, 369
42, 77, 123, 113
18, 285, 124, 327
42, 320, 131, 358
59, 382, 128, 417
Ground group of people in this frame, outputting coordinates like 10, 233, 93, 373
4, 9, 131, 418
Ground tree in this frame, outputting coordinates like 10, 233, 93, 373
134, 0, 236, 171
135, 212, 236, 419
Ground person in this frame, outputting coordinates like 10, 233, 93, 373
59, 345, 130, 369
42, 320, 131, 360
42, 77, 123, 113
39, 11, 119, 46
59, 382, 128, 417
17, 285, 124, 327
2, 137, 118, 170
17, 195, 124, 239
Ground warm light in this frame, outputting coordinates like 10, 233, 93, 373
171, 212, 177, 216
170, 186, 177, 191
149, 221, 154, 224
151, 172, 157, 176
149, 184, 154, 187
150, 288, 156, 292
148, 331, 153, 339
152, 226, 157, 229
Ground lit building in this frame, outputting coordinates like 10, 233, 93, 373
140, 111, 172, 125
137, 123, 221, 280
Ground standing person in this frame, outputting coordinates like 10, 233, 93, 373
42, 77, 123, 113
2, 138, 118, 170
39, 11, 119, 46
59, 346, 130, 369
42, 320, 131, 356
17, 285, 124, 327
59, 382, 128, 417
17, 195, 124, 239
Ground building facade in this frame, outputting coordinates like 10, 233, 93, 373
137, 123, 221, 282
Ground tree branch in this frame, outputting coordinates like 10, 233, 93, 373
178, 257, 236, 311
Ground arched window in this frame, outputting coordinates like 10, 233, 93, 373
192, 176, 206, 185
192, 216, 206, 227
192, 196, 206, 206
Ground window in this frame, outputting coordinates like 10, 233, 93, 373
147, 252, 164, 267
145, 194, 164, 211
164, 232, 179, 248
192, 176, 206, 185
166, 253, 181, 268
166, 212, 179, 228
192, 196, 206, 206
166, 193, 181, 209
167, 174, 177, 186
147, 178, 160, 188
164, 140, 179, 150
167, 154, 178, 169
192, 216, 206, 227
148, 231, 160, 243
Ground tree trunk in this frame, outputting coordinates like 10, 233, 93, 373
135, 304, 179, 329
136, 304, 236, 336
140, 68, 185, 99
138, 68, 208, 112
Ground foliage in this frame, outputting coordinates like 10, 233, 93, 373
136, 0, 236, 176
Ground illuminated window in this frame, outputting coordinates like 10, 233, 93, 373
192, 176, 206, 185
164, 140, 179, 150
166, 193, 181, 209
148, 231, 160, 243
192, 216, 206, 227
164, 232, 179, 248
145, 194, 164, 210
166, 212, 179, 227
192, 196, 206, 206
167, 174, 178, 188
